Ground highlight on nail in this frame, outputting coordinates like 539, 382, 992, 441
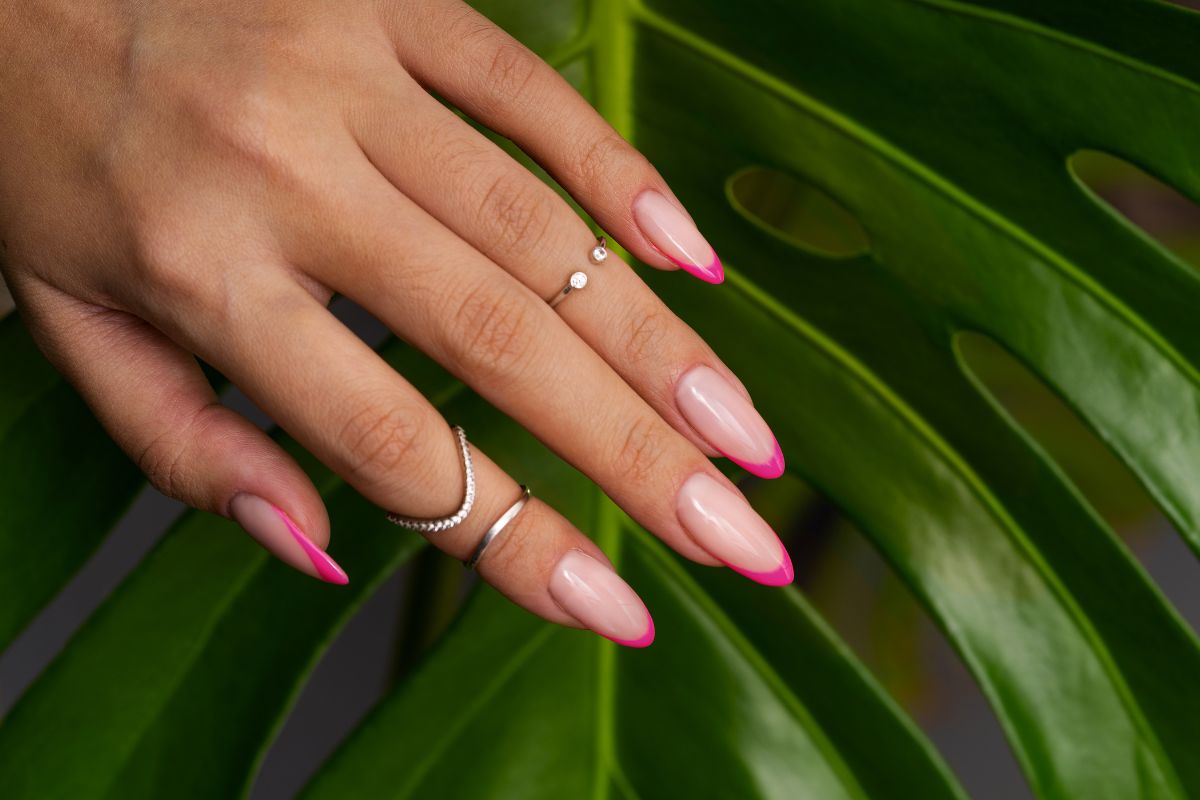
632, 190, 724, 284
676, 365, 785, 479
675, 473, 794, 587
548, 549, 655, 647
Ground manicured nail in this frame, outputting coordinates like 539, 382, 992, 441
229, 493, 349, 585
549, 550, 655, 647
676, 473, 794, 586
632, 190, 724, 283
677, 365, 785, 479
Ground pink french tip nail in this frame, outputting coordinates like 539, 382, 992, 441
728, 439, 786, 480
676, 473, 793, 587
676, 365, 786, 478
608, 615, 656, 648
229, 493, 349, 585
549, 549, 655, 647
632, 190, 723, 283
726, 540, 794, 587
666, 250, 725, 284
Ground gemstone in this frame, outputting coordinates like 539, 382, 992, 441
570, 271, 588, 289
590, 246, 608, 264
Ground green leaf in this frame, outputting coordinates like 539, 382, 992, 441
0, 315, 143, 647
0, 344, 456, 799
303, 508, 964, 800
315, 0, 1200, 796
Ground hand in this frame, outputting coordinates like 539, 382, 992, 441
0, 0, 789, 646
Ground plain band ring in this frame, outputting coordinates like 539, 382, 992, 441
385, 425, 475, 533
548, 235, 608, 310
465, 485, 531, 570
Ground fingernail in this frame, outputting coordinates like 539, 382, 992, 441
676, 473, 794, 586
229, 494, 349, 585
632, 190, 724, 284
549, 550, 655, 647
677, 365, 785, 479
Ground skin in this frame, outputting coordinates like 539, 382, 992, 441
0, 0, 765, 631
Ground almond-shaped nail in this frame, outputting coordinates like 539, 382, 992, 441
229, 493, 349, 585
677, 365, 785, 479
632, 190, 724, 284
549, 550, 655, 647
676, 473, 794, 586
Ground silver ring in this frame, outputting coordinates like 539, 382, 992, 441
548, 236, 608, 309
385, 425, 475, 533
465, 485, 531, 570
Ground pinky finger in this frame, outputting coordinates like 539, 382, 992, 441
21, 282, 347, 585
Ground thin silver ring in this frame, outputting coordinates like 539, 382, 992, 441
385, 425, 475, 533
465, 485, 531, 570
548, 236, 608, 309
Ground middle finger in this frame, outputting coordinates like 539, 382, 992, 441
293, 154, 793, 584
347, 73, 786, 480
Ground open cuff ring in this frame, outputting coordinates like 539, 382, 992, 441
548, 235, 608, 309
465, 485, 532, 571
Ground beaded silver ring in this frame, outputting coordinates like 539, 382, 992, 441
385, 425, 474, 533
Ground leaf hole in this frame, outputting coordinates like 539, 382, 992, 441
954, 330, 1200, 633
1069, 149, 1200, 270
744, 473, 1025, 796
726, 167, 870, 259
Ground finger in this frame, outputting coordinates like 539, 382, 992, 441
16, 279, 346, 584
381, 0, 724, 281
137, 267, 654, 644
293, 160, 793, 583
349, 85, 784, 477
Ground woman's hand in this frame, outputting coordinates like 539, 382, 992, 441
0, 0, 789, 646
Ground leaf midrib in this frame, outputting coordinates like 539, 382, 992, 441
631, 523, 872, 800
591, 5, 1185, 788
565, 1, 1186, 794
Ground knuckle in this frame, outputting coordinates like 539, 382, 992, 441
135, 403, 219, 502
145, 67, 300, 184
428, 122, 491, 180
613, 415, 670, 486
475, 172, 554, 260
132, 228, 208, 300
339, 404, 423, 485
622, 304, 670, 366
137, 430, 192, 500
575, 133, 633, 190
128, 223, 236, 321
480, 35, 541, 110
199, 88, 295, 178
452, 284, 536, 377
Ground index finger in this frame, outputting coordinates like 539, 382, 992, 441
384, 0, 724, 282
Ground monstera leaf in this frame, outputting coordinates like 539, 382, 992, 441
4, 0, 1200, 798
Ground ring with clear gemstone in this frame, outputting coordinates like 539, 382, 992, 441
548, 235, 607, 310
